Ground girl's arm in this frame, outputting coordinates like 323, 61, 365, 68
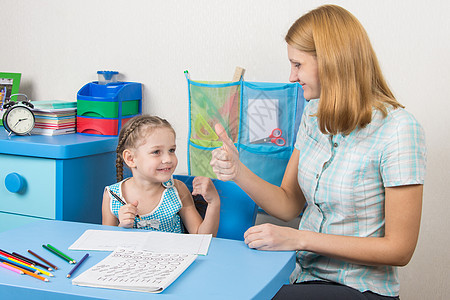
244, 184, 423, 266
210, 124, 305, 221
102, 189, 119, 226
102, 188, 138, 228
175, 180, 218, 235
191, 176, 220, 236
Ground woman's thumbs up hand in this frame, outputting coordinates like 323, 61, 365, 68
210, 123, 241, 181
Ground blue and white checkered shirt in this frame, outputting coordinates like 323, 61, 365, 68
108, 176, 183, 233
291, 99, 426, 296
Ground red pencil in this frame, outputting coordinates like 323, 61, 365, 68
0, 249, 34, 267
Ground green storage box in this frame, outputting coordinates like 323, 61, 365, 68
77, 99, 140, 118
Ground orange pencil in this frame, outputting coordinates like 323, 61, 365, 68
4, 262, 49, 282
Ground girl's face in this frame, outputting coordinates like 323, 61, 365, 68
287, 44, 321, 100
129, 127, 178, 183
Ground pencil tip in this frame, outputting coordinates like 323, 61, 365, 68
66, 275, 70, 278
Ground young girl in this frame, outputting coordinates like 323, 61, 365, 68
102, 115, 220, 236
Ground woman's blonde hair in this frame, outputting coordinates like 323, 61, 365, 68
115, 115, 175, 181
286, 5, 403, 135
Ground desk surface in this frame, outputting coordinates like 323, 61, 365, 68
0, 219, 295, 299
0, 130, 118, 159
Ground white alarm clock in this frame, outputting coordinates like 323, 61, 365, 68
2, 93, 35, 136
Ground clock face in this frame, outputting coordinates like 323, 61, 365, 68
4, 105, 35, 135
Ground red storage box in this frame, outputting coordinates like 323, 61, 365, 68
77, 116, 133, 136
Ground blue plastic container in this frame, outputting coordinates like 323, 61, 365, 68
77, 82, 142, 136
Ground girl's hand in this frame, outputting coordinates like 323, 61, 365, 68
210, 124, 241, 181
192, 176, 220, 205
244, 223, 301, 251
118, 200, 139, 228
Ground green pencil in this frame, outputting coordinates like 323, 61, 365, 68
42, 244, 76, 264
46, 244, 76, 264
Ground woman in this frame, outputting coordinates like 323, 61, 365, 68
210, 5, 426, 299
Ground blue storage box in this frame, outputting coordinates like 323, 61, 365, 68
77, 82, 142, 136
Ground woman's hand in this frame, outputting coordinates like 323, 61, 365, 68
244, 223, 302, 251
192, 176, 220, 205
118, 200, 139, 228
210, 124, 241, 181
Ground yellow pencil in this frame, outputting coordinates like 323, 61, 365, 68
29, 264, 54, 277
8, 257, 40, 274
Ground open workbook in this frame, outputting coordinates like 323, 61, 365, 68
69, 229, 212, 255
72, 247, 197, 293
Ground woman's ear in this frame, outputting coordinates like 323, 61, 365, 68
122, 149, 136, 168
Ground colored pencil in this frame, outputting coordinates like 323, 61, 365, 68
46, 244, 76, 264
0, 257, 37, 274
28, 264, 53, 277
12, 252, 53, 271
1, 254, 53, 275
11, 252, 36, 266
9, 257, 34, 269
67, 253, 89, 278
0, 255, 38, 274
109, 189, 142, 220
28, 249, 58, 270
0, 262, 24, 274
5, 263, 49, 282
0, 249, 33, 266
42, 244, 75, 264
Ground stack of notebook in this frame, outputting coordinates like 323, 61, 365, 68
31, 100, 77, 135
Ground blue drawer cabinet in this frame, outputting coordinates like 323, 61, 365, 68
0, 130, 118, 232
1, 154, 56, 219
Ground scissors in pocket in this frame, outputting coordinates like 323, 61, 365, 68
251, 128, 286, 146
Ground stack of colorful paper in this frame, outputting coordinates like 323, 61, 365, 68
31, 100, 77, 135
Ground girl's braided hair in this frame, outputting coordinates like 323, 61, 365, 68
115, 115, 175, 182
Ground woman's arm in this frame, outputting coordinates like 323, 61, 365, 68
210, 124, 305, 221
244, 184, 423, 266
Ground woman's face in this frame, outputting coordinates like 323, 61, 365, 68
288, 44, 321, 100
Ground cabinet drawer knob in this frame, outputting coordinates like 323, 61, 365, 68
5, 172, 26, 193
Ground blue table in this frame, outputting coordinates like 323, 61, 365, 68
0, 219, 296, 299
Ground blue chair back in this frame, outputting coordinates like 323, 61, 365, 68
173, 174, 258, 240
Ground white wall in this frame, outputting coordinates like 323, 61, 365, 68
2, 0, 449, 298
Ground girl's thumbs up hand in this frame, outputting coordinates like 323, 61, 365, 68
210, 123, 241, 181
